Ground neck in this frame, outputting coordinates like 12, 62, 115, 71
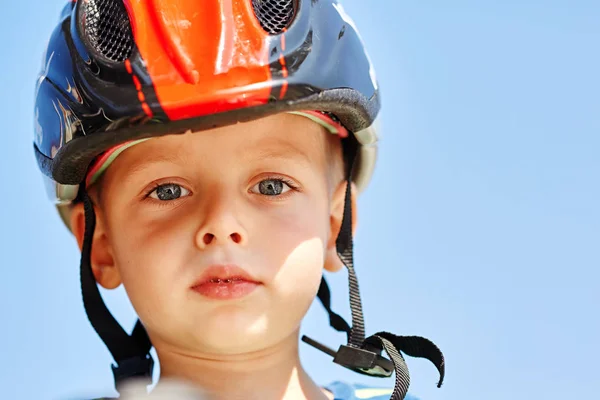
154, 331, 333, 400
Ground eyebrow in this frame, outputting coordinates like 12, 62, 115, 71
119, 137, 317, 184
246, 138, 316, 166
121, 151, 192, 182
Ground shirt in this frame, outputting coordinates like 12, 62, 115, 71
91, 381, 417, 399
325, 381, 419, 400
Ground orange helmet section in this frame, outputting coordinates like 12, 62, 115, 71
123, 0, 273, 120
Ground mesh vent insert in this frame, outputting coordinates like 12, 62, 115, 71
81, 0, 134, 62
252, 0, 296, 35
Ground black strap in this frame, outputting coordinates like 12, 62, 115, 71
313, 277, 445, 389
308, 134, 446, 399
132, 319, 152, 352
336, 135, 366, 348
371, 332, 445, 386
366, 333, 445, 399
316, 277, 351, 339
81, 191, 153, 389
370, 335, 411, 400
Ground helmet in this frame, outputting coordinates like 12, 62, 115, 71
34, 0, 380, 228
33, 1, 444, 398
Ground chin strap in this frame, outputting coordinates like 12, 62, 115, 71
81, 191, 154, 392
303, 135, 445, 400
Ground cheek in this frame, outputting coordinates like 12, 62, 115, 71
254, 193, 329, 269
107, 214, 193, 322
266, 235, 326, 338
276, 237, 325, 293
256, 194, 330, 311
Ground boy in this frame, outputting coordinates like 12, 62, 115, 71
33, 1, 444, 399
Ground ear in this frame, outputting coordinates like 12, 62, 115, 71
70, 202, 121, 289
324, 180, 358, 273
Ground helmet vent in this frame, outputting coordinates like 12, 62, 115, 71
251, 0, 296, 35
80, 0, 134, 62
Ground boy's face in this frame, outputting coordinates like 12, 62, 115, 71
73, 113, 351, 355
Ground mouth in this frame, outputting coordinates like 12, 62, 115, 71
191, 265, 261, 300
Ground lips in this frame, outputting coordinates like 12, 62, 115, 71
191, 265, 261, 300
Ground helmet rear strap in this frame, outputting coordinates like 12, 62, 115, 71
80, 191, 154, 391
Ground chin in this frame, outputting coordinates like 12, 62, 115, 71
190, 311, 295, 354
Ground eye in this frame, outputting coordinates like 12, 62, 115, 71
149, 183, 190, 201
251, 178, 292, 196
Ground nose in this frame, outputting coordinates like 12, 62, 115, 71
200, 230, 243, 246
194, 195, 247, 249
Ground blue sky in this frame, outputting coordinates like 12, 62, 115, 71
1, 1, 598, 399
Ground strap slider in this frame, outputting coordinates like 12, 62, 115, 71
301, 335, 393, 378
112, 354, 154, 386
334, 345, 394, 378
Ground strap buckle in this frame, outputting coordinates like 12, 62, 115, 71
111, 354, 154, 387
301, 335, 393, 378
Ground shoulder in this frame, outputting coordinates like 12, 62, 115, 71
325, 381, 420, 400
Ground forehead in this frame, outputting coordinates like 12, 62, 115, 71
108, 113, 331, 174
